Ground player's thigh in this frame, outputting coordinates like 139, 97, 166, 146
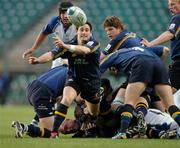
154, 84, 174, 108
85, 100, 99, 116
125, 82, 146, 106
39, 116, 54, 131
61, 86, 78, 107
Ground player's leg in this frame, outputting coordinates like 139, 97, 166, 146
12, 101, 55, 138
12, 121, 52, 138
85, 100, 99, 117
30, 114, 39, 126
112, 82, 146, 139
174, 89, 180, 107
153, 59, 180, 126
155, 84, 180, 126
169, 60, 180, 93
51, 85, 78, 137
135, 95, 149, 136
12, 80, 55, 138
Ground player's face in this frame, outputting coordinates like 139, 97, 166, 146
60, 10, 71, 26
168, 0, 180, 15
77, 24, 92, 44
104, 26, 121, 41
59, 119, 80, 134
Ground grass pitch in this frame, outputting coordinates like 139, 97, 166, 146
0, 105, 180, 148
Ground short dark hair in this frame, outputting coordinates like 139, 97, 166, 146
77, 21, 92, 31
59, 1, 73, 13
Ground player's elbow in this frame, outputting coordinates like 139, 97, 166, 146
83, 48, 91, 54
161, 47, 170, 60
164, 47, 170, 53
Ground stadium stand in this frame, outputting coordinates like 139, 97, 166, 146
0, 0, 60, 54
81, 0, 171, 47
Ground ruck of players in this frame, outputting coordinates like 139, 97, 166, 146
11, 0, 180, 140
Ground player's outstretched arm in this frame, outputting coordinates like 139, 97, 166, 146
141, 31, 174, 47
28, 52, 54, 64
53, 36, 91, 55
23, 32, 47, 59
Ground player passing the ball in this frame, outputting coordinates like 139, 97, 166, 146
28, 21, 102, 138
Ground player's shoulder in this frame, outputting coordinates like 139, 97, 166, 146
87, 37, 100, 48
171, 14, 180, 21
49, 16, 61, 24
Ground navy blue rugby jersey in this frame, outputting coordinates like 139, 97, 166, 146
145, 46, 164, 58
37, 65, 68, 97
168, 14, 180, 61
100, 46, 156, 75
51, 37, 101, 80
102, 30, 142, 55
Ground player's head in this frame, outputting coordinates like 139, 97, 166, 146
103, 16, 125, 41
59, 119, 80, 134
58, 1, 73, 26
77, 21, 93, 45
168, 0, 180, 15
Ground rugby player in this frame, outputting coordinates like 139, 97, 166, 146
22, 1, 76, 68
141, 0, 180, 93
27, 22, 102, 138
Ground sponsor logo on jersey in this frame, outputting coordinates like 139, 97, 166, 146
169, 23, 175, 30
87, 41, 94, 46
104, 44, 111, 51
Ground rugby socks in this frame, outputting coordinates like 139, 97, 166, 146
136, 102, 148, 117
30, 114, 39, 126
21, 124, 51, 138
120, 104, 134, 133
168, 105, 180, 126
52, 103, 68, 132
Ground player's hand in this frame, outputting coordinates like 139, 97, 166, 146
140, 38, 150, 47
22, 49, 33, 59
50, 132, 59, 138
28, 57, 39, 64
53, 36, 64, 48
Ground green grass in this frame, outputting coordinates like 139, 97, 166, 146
0, 105, 180, 148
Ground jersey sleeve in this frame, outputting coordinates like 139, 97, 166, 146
42, 16, 59, 35
168, 14, 180, 37
146, 46, 164, 57
85, 40, 100, 52
102, 39, 117, 55
51, 47, 69, 59
100, 54, 115, 74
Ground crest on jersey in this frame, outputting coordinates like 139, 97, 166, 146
104, 44, 111, 51
169, 23, 175, 30
87, 41, 94, 46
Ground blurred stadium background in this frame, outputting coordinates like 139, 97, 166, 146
0, 0, 171, 105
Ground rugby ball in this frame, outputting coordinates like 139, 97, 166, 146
67, 6, 87, 27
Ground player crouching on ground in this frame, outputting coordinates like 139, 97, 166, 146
11, 64, 68, 138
